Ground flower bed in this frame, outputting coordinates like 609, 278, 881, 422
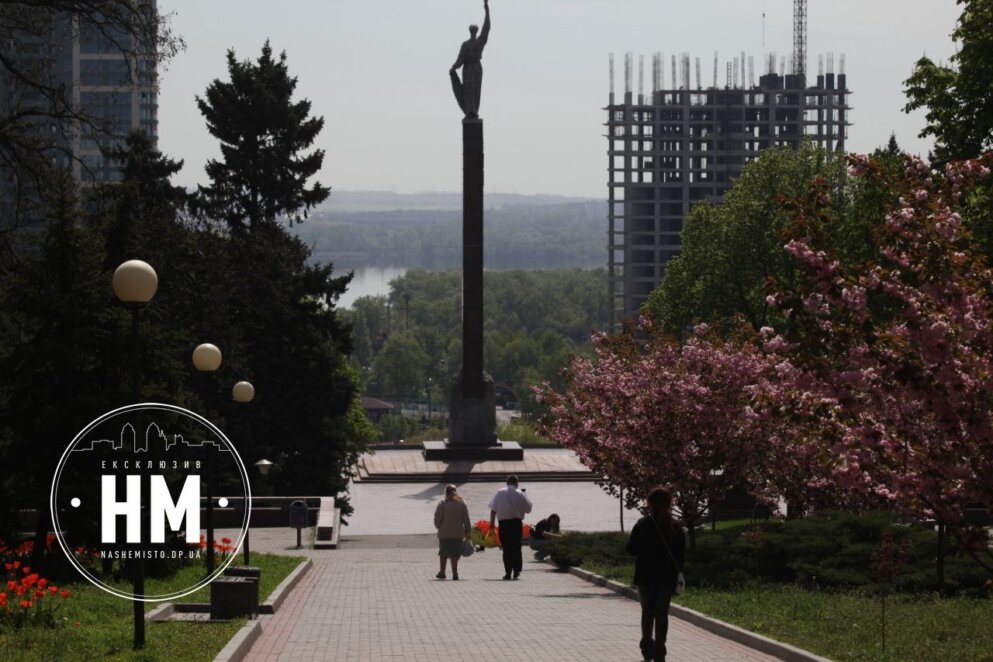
0, 538, 74, 632
470, 520, 532, 547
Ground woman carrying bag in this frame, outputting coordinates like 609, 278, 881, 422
625, 486, 686, 662
434, 484, 472, 580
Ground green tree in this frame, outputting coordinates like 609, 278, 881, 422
345, 269, 605, 422
196, 40, 328, 230
0, 170, 123, 549
903, 0, 993, 161
886, 133, 901, 156
643, 144, 846, 336
373, 331, 429, 400
97, 130, 192, 266
190, 42, 366, 510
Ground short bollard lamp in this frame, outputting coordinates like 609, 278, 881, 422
193, 343, 222, 573
113, 259, 157, 651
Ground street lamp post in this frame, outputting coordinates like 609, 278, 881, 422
113, 259, 158, 651
255, 460, 274, 544
426, 377, 433, 419
193, 343, 222, 574
232, 381, 255, 564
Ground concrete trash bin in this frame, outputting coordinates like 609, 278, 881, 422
211, 576, 257, 620
224, 566, 261, 616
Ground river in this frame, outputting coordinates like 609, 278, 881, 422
333, 260, 604, 309
337, 266, 408, 309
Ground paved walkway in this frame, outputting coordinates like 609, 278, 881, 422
231, 528, 777, 662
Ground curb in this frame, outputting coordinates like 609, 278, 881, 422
214, 619, 263, 662
213, 558, 312, 662
261, 558, 313, 614
145, 602, 174, 621
563, 565, 832, 662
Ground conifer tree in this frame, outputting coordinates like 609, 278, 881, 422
196, 41, 329, 229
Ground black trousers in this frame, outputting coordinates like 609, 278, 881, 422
637, 585, 673, 660
499, 518, 523, 574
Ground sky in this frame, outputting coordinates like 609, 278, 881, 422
157, 0, 963, 199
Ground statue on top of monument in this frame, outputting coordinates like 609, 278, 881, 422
449, 0, 490, 119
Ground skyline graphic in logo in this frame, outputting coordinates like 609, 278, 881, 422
71, 421, 232, 454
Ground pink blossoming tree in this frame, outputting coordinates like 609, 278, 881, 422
535, 323, 768, 549
765, 152, 993, 575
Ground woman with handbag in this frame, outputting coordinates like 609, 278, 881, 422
625, 486, 686, 662
434, 484, 472, 580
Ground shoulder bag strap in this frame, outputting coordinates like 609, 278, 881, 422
649, 516, 682, 572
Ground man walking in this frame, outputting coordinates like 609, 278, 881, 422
488, 475, 532, 580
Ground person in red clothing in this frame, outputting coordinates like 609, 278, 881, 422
626, 487, 686, 662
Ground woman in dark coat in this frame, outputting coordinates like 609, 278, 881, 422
626, 486, 686, 662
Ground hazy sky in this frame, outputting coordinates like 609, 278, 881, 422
157, 0, 963, 199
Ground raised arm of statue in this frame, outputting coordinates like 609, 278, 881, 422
479, 1, 491, 49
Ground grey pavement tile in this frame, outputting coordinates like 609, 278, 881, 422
236, 528, 779, 662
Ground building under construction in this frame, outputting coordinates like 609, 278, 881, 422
607, 4, 851, 325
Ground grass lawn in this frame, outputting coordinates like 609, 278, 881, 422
0, 552, 304, 662
673, 585, 993, 662
582, 561, 993, 661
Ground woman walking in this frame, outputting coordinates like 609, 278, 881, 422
626, 486, 686, 662
434, 484, 472, 580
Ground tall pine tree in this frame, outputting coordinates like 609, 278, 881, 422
196, 41, 329, 229
194, 42, 368, 513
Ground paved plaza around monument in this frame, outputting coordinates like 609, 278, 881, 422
347, 477, 643, 535
232, 528, 778, 662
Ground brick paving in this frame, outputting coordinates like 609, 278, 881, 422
233, 528, 777, 662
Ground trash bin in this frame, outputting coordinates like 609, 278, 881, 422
224, 566, 261, 617
211, 576, 256, 620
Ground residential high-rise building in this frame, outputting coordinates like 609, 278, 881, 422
71, 13, 158, 184
606, 51, 850, 327
0, 7, 157, 188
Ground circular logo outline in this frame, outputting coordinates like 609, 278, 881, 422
50, 402, 252, 602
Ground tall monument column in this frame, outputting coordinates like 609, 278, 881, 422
424, 0, 521, 461
447, 118, 497, 449
462, 119, 483, 409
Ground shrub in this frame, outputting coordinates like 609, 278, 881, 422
546, 532, 627, 570
550, 512, 990, 595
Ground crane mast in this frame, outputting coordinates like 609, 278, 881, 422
793, 0, 807, 80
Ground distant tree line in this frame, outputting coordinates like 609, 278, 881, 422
344, 268, 609, 416
295, 202, 606, 269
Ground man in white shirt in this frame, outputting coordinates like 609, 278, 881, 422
488, 475, 533, 580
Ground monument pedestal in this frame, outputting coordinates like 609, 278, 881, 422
422, 440, 523, 461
